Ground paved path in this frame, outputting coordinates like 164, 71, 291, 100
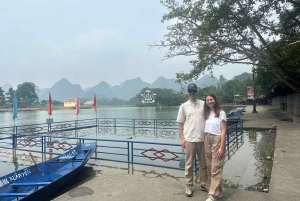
52, 105, 300, 201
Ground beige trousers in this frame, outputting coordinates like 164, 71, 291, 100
185, 141, 208, 186
204, 133, 224, 197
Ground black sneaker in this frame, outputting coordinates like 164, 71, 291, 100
200, 184, 209, 192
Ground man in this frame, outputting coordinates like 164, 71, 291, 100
177, 83, 209, 197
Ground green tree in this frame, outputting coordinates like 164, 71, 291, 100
5, 87, 14, 103
152, 0, 300, 91
16, 82, 38, 105
0, 87, 5, 106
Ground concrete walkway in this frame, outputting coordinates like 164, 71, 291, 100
52, 105, 300, 201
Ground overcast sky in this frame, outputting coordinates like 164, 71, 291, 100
1, 0, 252, 90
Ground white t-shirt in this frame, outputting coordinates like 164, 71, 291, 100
177, 99, 205, 142
205, 110, 227, 135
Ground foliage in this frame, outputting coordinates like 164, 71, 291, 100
139, 87, 186, 106
151, 0, 300, 92
96, 97, 127, 106
0, 87, 5, 107
5, 87, 14, 103
16, 82, 38, 102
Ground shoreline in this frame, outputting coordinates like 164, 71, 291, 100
0, 104, 247, 112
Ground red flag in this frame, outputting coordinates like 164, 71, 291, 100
75, 93, 80, 115
48, 92, 52, 115
93, 93, 97, 112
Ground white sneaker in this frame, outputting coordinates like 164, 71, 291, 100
185, 184, 193, 197
206, 194, 217, 201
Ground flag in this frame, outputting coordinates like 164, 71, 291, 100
13, 92, 18, 120
93, 93, 97, 112
48, 92, 52, 115
75, 93, 80, 115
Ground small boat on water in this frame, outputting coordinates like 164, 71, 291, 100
227, 110, 241, 120
236, 107, 246, 113
0, 142, 96, 201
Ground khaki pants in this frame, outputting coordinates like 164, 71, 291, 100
185, 141, 208, 186
204, 133, 224, 197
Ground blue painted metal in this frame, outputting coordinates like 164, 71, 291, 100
0, 142, 96, 201
0, 118, 243, 174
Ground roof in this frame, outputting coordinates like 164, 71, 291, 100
64, 98, 76, 102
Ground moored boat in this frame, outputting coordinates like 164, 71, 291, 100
227, 110, 241, 120
0, 142, 96, 201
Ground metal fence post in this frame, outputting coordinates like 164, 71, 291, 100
114, 118, 116, 134
133, 119, 135, 136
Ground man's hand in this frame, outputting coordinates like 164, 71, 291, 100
181, 138, 186, 149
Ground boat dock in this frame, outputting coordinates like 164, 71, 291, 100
52, 105, 299, 201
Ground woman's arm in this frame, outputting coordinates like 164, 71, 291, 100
217, 120, 227, 159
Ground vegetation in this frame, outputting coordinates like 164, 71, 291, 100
1, 82, 39, 108
0, 87, 5, 106
16, 82, 39, 102
151, 0, 300, 92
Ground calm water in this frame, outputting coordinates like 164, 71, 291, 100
0, 105, 235, 127
0, 105, 274, 193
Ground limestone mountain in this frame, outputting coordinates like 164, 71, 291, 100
233, 72, 252, 81
1, 83, 13, 92
149, 76, 181, 91
196, 75, 220, 88
116, 77, 150, 100
40, 78, 84, 101
84, 81, 114, 100
36, 74, 250, 101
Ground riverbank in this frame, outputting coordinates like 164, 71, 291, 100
52, 105, 299, 201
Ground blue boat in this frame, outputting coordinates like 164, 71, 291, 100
227, 110, 241, 120
236, 107, 246, 113
0, 142, 96, 201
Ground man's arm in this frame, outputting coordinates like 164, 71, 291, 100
179, 122, 186, 148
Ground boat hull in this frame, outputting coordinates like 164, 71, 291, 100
0, 143, 96, 201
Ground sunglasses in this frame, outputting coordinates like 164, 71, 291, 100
188, 89, 197, 93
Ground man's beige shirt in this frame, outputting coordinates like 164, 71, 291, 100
177, 99, 205, 142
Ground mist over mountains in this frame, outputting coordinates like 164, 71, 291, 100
1, 73, 251, 101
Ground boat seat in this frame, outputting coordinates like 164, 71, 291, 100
0, 192, 30, 197
11, 182, 51, 187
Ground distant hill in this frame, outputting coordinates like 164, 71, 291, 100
11, 73, 249, 101
84, 81, 114, 100
196, 75, 219, 88
150, 76, 181, 91
233, 72, 252, 81
40, 78, 84, 101
117, 77, 150, 100
1, 83, 13, 92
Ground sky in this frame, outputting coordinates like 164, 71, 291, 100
0, 0, 252, 90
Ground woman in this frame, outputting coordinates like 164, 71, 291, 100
204, 93, 226, 201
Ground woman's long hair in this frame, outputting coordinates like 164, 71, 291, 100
204, 93, 221, 119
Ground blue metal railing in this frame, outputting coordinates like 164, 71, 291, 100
0, 118, 243, 172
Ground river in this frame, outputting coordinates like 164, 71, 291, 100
0, 105, 236, 127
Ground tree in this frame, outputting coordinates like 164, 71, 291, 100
0, 87, 5, 106
151, 0, 300, 92
16, 82, 38, 103
5, 87, 14, 103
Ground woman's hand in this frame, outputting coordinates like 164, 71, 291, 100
217, 147, 224, 159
